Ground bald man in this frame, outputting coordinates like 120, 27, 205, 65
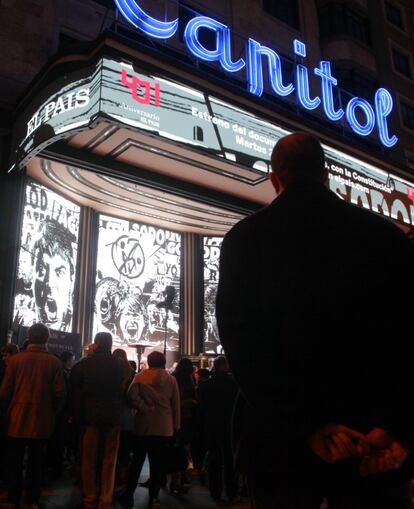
216, 133, 414, 509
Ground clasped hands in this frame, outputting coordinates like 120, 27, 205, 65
308, 424, 408, 476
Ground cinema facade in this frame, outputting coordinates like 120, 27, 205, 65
5, 2, 414, 362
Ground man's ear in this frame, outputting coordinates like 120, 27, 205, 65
269, 172, 281, 194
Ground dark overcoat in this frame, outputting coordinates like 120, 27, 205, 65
216, 179, 414, 477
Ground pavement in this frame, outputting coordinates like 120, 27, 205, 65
0, 464, 251, 509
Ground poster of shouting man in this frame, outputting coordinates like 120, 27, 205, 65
13, 180, 80, 332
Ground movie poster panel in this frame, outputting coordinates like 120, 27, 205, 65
13, 180, 80, 332
203, 237, 223, 354
94, 215, 181, 351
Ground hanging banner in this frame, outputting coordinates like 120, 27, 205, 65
12, 180, 80, 332
94, 214, 181, 351
203, 236, 223, 355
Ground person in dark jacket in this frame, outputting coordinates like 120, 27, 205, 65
0, 343, 19, 485
0, 323, 65, 508
45, 350, 75, 480
216, 132, 414, 509
71, 332, 128, 509
198, 356, 238, 502
170, 357, 197, 493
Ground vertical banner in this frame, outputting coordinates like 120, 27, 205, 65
94, 215, 181, 351
203, 237, 223, 354
12, 180, 80, 332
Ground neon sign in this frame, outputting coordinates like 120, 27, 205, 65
114, 0, 398, 148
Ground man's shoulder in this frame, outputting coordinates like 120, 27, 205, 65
12, 349, 59, 363
342, 199, 410, 242
224, 206, 271, 243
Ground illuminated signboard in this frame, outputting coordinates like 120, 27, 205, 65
10, 61, 102, 172
11, 57, 414, 227
114, 0, 398, 148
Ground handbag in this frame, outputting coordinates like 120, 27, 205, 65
162, 439, 188, 473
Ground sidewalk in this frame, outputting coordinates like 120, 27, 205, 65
0, 468, 251, 509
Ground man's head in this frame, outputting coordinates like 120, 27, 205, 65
270, 133, 327, 194
147, 350, 166, 369
31, 219, 76, 331
113, 348, 128, 362
213, 355, 229, 374
60, 350, 74, 369
1, 343, 19, 366
94, 331, 112, 352
28, 323, 50, 344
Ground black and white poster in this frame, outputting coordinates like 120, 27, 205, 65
94, 215, 181, 351
13, 181, 80, 332
203, 237, 223, 354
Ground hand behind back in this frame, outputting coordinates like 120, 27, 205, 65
308, 424, 408, 475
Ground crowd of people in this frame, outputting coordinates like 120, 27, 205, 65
0, 324, 242, 509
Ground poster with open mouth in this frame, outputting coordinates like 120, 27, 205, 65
12, 180, 80, 332
93, 214, 181, 351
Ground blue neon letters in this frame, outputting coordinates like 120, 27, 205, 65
375, 89, 398, 148
247, 39, 295, 97
113, 0, 178, 39
184, 17, 245, 73
115, 0, 398, 148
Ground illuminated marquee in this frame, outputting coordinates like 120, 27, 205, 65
114, 0, 398, 148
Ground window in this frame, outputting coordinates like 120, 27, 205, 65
94, 215, 181, 350
334, 67, 378, 100
318, 2, 371, 46
263, 0, 300, 30
392, 47, 412, 79
400, 101, 414, 130
178, 2, 216, 51
385, 1, 405, 31
405, 150, 414, 170
13, 180, 80, 332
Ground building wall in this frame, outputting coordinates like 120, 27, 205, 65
1, 0, 414, 160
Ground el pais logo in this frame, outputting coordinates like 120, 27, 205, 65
114, 0, 398, 149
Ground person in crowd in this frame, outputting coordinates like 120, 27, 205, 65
120, 351, 180, 509
46, 350, 75, 480
70, 332, 128, 509
68, 343, 96, 488
192, 368, 211, 479
60, 350, 74, 378
0, 323, 65, 509
20, 338, 30, 352
195, 368, 210, 386
207, 358, 214, 371
0, 344, 19, 386
170, 357, 198, 493
0, 343, 19, 485
129, 360, 137, 373
198, 356, 239, 503
216, 132, 414, 508
112, 348, 135, 492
